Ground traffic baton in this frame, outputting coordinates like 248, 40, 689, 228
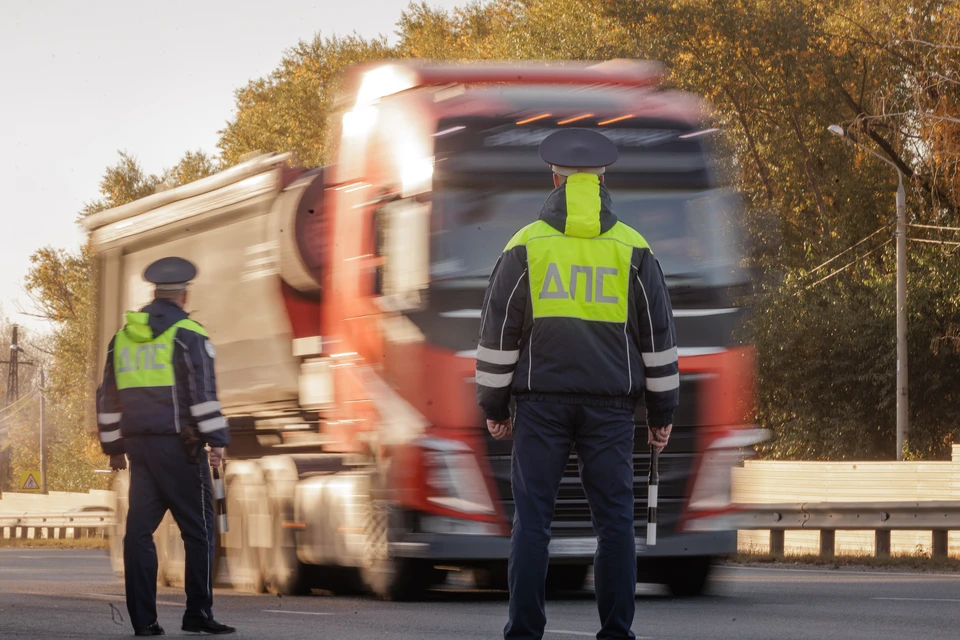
212, 467, 228, 534
646, 444, 659, 546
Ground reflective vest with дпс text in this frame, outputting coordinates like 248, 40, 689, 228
113, 318, 202, 390
96, 302, 230, 455
475, 172, 680, 426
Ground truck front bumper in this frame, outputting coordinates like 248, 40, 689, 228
390, 530, 737, 562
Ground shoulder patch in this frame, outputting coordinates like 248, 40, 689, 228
204, 340, 216, 358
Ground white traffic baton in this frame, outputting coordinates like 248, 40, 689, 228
212, 467, 228, 533
646, 444, 659, 546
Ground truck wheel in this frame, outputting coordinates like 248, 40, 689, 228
473, 563, 508, 590
258, 457, 313, 598
155, 513, 174, 587
109, 470, 129, 579
546, 565, 589, 592
223, 463, 267, 594
360, 494, 430, 601
663, 556, 713, 597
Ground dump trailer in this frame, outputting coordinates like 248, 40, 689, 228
83, 59, 763, 600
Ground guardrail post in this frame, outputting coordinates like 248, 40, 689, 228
875, 530, 891, 558
820, 530, 835, 557
932, 530, 948, 559
770, 529, 785, 555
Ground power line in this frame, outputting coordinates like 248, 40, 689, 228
806, 224, 891, 276
801, 239, 893, 292
908, 237, 960, 246
0, 391, 40, 424
909, 223, 960, 232
0, 389, 39, 418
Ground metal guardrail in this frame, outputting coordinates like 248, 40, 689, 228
729, 501, 960, 558
5, 501, 960, 557
0, 511, 113, 540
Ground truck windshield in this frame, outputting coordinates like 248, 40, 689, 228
429, 188, 745, 286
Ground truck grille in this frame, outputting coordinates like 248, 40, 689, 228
486, 429, 695, 538
483, 378, 702, 539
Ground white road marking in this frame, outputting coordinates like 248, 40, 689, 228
547, 632, 651, 639
872, 597, 960, 603
262, 610, 333, 616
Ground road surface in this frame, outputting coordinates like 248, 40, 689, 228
1, 549, 958, 638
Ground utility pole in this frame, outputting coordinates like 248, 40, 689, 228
1, 325, 40, 491
5, 325, 19, 405
829, 125, 909, 460
40, 367, 47, 494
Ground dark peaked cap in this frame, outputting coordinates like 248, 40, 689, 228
143, 257, 197, 290
538, 128, 619, 171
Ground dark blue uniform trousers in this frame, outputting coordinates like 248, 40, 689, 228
124, 436, 216, 630
505, 399, 637, 640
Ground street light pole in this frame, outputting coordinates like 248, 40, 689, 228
828, 125, 909, 460
895, 176, 908, 460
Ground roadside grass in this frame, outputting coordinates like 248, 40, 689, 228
0, 537, 109, 550
730, 550, 960, 572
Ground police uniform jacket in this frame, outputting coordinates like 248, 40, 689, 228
96, 299, 229, 455
476, 172, 679, 426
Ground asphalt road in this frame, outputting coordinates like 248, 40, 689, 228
2, 550, 959, 639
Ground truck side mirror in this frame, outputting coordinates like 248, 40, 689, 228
374, 198, 431, 311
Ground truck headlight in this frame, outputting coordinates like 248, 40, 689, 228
419, 438, 496, 516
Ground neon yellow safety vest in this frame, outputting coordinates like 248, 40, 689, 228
113, 315, 208, 390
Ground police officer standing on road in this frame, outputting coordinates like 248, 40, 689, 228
96, 257, 236, 636
477, 129, 679, 640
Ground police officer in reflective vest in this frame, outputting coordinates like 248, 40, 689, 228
477, 129, 679, 640
96, 257, 235, 636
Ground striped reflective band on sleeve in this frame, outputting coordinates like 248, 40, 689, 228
99, 429, 122, 443
476, 345, 520, 366
198, 416, 227, 433
646, 374, 680, 392
641, 347, 678, 368
190, 400, 221, 417
476, 371, 514, 388
98, 413, 121, 425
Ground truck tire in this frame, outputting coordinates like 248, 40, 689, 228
223, 462, 267, 594
109, 470, 130, 579
663, 556, 713, 597
546, 564, 589, 592
473, 562, 508, 590
360, 480, 432, 601
260, 458, 311, 596
155, 512, 174, 587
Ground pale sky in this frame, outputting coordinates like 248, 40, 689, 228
0, 0, 464, 331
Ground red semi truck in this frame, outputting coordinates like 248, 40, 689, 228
84, 60, 762, 599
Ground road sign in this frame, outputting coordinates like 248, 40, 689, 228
19, 471, 41, 493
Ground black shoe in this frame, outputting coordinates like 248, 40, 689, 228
182, 617, 236, 635
134, 622, 165, 636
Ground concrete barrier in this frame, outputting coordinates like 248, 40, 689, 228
733, 445, 960, 557
0, 490, 113, 515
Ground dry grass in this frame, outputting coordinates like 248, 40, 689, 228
729, 551, 960, 572
0, 537, 109, 550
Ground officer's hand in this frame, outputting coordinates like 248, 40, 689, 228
487, 418, 513, 440
208, 447, 225, 469
109, 454, 127, 471
648, 424, 672, 452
